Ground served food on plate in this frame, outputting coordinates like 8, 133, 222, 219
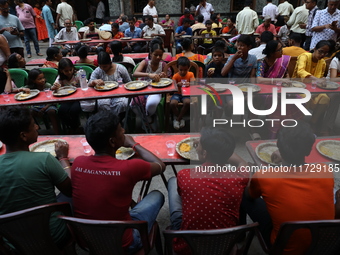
115, 146, 135, 160
30, 139, 67, 157
237, 84, 261, 93
179, 142, 190, 152
316, 140, 340, 161
14, 89, 40, 101
316, 80, 339, 90
255, 142, 280, 165
176, 138, 199, 161
281, 81, 306, 88
124, 81, 148, 90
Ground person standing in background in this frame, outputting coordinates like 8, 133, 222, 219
95, 0, 105, 24
195, 0, 214, 24
143, 0, 158, 23
300, 0, 318, 50
42, 0, 57, 47
286, 1, 308, 47
262, 0, 278, 23
33, 1, 48, 41
236, 0, 259, 35
278, 0, 294, 17
56, 0, 73, 30
15, 0, 42, 58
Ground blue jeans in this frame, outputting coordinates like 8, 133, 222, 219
128, 190, 164, 253
24, 28, 40, 55
168, 177, 182, 230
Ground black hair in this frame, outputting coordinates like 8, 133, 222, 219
0, 106, 32, 146
98, 51, 112, 65
214, 39, 227, 49
228, 16, 236, 24
181, 38, 193, 51
74, 43, 90, 59
177, 56, 190, 67
212, 47, 224, 56
142, 16, 147, 23
200, 127, 235, 164
58, 58, 76, 81
237, 34, 253, 46
288, 32, 301, 43
0, 0, 8, 6
127, 16, 134, 22
184, 9, 190, 14
27, 68, 43, 89
263, 40, 280, 58
84, 18, 94, 26
313, 40, 331, 53
182, 18, 191, 25
145, 15, 153, 22
327, 39, 336, 57
205, 20, 212, 25
110, 41, 124, 62
121, 15, 127, 22
277, 120, 315, 165
244, 0, 252, 6
111, 23, 119, 30
211, 13, 220, 26
103, 17, 111, 24
84, 110, 120, 152
260, 31, 274, 43
148, 38, 164, 59
196, 14, 204, 23
46, 47, 60, 61
7, 53, 19, 68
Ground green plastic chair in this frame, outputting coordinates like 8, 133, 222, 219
74, 63, 97, 70
40, 68, 58, 85
75, 20, 84, 31
74, 66, 94, 80
8, 68, 28, 88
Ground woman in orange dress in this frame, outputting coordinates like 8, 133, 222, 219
34, 2, 48, 41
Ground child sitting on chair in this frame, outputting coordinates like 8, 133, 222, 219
170, 56, 194, 130
205, 47, 225, 78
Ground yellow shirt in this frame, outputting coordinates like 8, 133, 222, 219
282, 46, 306, 57
292, 52, 325, 78
201, 29, 216, 44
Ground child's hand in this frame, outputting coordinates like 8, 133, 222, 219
21, 88, 30, 94
52, 83, 61, 90
159, 72, 166, 78
149, 73, 160, 82
207, 68, 215, 77
177, 81, 182, 87
90, 79, 104, 87
234, 50, 243, 59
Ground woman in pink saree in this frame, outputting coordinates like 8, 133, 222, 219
255, 40, 303, 139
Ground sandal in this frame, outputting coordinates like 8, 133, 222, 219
37, 53, 43, 56
249, 132, 261, 141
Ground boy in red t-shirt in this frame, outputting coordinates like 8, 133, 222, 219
170, 56, 195, 130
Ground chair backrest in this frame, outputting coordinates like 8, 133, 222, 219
213, 27, 221, 35
163, 222, 258, 255
58, 216, 151, 255
165, 60, 199, 78
74, 63, 97, 70
75, 20, 84, 31
193, 60, 206, 78
40, 68, 59, 85
287, 56, 297, 78
164, 28, 174, 52
116, 62, 135, 79
74, 65, 94, 80
266, 220, 340, 255
8, 68, 28, 88
0, 202, 72, 255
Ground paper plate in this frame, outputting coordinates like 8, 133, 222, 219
94, 81, 119, 91
124, 81, 148, 90
206, 83, 228, 92
116, 147, 135, 160
120, 37, 132, 40
316, 140, 340, 161
14, 89, 40, 101
237, 83, 261, 93
317, 81, 340, 90
176, 137, 199, 161
255, 142, 280, 165
30, 139, 67, 157
150, 78, 173, 88
143, 36, 152, 39
53, 86, 77, 96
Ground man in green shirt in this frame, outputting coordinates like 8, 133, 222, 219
0, 106, 72, 247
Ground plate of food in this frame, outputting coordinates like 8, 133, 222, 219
94, 81, 119, 91
120, 37, 132, 40
30, 139, 67, 157
115, 146, 135, 160
316, 140, 340, 161
282, 81, 306, 88
53, 86, 77, 96
80, 38, 92, 41
143, 36, 152, 39
181, 35, 192, 38
237, 83, 261, 93
176, 137, 199, 161
255, 142, 281, 165
207, 83, 228, 92
150, 78, 173, 88
124, 81, 148, 90
14, 89, 40, 101
316, 81, 340, 90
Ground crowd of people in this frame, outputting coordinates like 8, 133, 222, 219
1, 0, 340, 253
